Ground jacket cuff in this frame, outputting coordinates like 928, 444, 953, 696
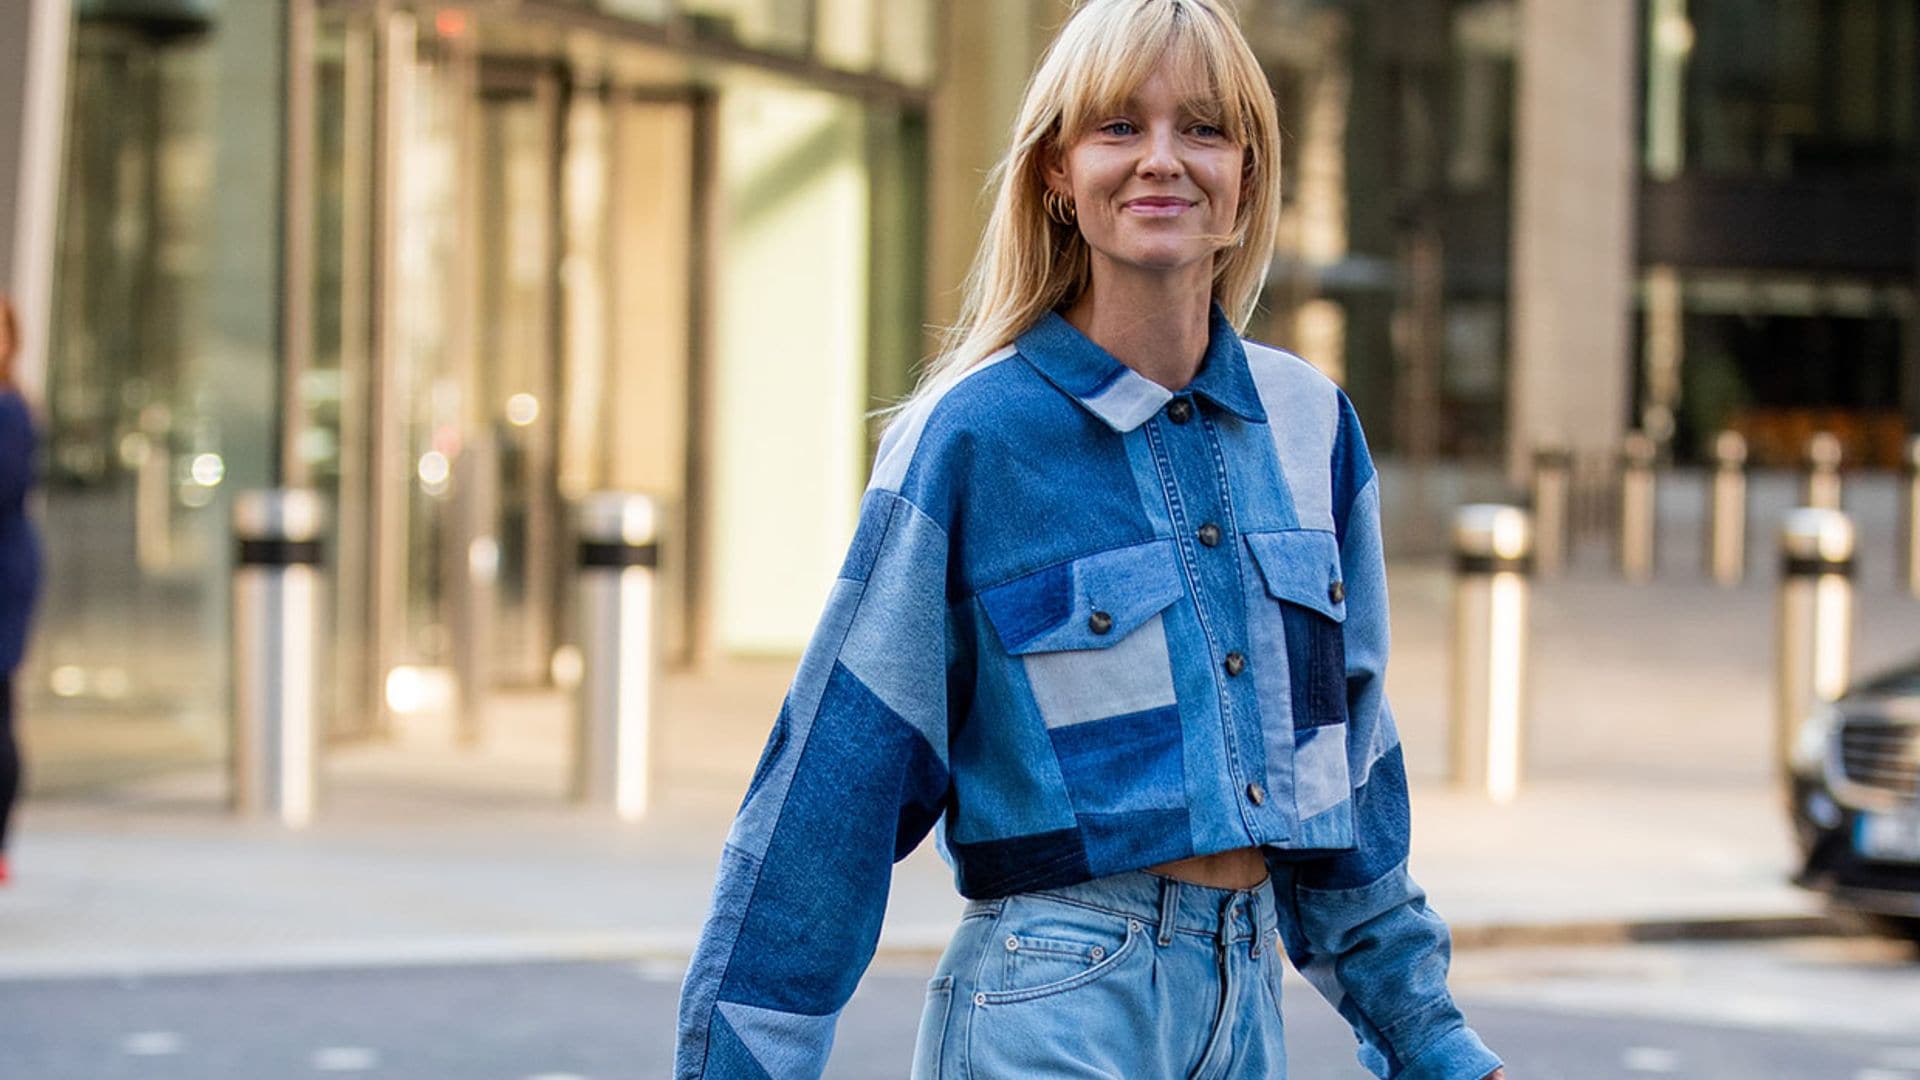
1397, 1024, 1502, 1080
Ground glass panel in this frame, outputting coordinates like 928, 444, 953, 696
816, 0, 876, 72
876, 0, 936, 86
681, 0, 810, 55
35, 7, 278, 784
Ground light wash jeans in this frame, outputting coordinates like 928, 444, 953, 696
911, 869, 1285, 1079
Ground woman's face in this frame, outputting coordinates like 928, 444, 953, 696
1048, 58, 1245, 284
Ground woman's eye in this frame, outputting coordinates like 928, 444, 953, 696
1190, 123, 1225, 139
1099, 120, 1137, 137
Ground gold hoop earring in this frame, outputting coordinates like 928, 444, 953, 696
1044, 188, 1077, 226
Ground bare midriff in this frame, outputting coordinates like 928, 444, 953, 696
1147, 845, 1269, 890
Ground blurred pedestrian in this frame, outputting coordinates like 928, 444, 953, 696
0, 292, 43, 886
676, 2, 1504, 1077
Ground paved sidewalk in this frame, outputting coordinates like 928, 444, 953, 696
5, 518, 1918, 980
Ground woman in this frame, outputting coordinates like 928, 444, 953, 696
677, 2, 1504, 1077
0, 293, 42, 886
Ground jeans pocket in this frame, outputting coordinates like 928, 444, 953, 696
976, 898, 1141, 1006
910, 974, 954, 1079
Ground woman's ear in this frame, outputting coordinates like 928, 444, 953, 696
1042, 138, 1072, 198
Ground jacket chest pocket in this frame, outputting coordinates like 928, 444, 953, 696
977, 539, 1188, 819
1245, 529, 1348, 730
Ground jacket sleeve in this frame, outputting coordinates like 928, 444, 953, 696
674, 486, 961, 1079
0, 394, 36, 508
1269, 393, 1503, 1080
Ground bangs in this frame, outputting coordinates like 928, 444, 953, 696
1054, 1, 1261, 146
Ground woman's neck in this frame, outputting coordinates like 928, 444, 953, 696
1062, 264, 1215, 393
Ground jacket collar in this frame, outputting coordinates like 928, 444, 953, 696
1014, 303, 1269, 432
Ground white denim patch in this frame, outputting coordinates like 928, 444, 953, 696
1023, 612, 1177, 729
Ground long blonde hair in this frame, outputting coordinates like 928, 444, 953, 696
893, 0, 1281, 425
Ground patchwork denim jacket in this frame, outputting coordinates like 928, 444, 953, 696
675, 306, 1502, 1080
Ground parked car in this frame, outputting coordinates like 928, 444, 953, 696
1790, 660, 1920, 941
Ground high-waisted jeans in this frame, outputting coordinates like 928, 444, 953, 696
910, 869, 1287, 1079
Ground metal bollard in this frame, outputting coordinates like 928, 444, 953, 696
1775, 508, 1854, 778
574, 492, 661, 821
1617, 432, 1658, 583
1530, 444, 1571, 577
1804, 431, 1843, 511
1706, 430, 1748, 587
1449, 505, 1533, 804
230, 489, 327, 827
1902, 436, 1920, 599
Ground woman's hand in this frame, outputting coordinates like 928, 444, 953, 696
1483, 1069, 1507, 1080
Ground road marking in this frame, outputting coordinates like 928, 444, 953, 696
1623, 1047, 1679, 1073
122, 1031, 184, 1056
312, 1047, 379, 1071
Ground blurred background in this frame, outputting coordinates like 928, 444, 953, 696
1, 1, 1919, 1078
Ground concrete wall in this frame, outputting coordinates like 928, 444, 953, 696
1506, 0, 1640, 482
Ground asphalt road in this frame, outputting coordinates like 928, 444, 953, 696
0, 936, 1915, 1079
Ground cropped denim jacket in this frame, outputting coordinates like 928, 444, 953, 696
675, 306, 1502, 1080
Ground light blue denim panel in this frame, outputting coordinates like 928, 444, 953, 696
1294, 721, 1351, 821
837, 496, 955, 755
1244, 341, 1342, 533
1079, 364, 1172, 430
1022, 612, 1177, 730
713, 1001, 838, 1078
1245, 529, 1348, 622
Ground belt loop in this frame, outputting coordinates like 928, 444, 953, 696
1155, 876, 1179, 947
1248, 890, 1262, 959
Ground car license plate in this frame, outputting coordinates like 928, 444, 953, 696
1856, 809, 1920, 863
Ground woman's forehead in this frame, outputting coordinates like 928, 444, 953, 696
1083, 47, 1227, 118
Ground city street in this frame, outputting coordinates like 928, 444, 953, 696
0, 934, 1914, 1079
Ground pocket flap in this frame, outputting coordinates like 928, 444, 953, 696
1245, 529, 1347, 622
978, 538, 1186, 654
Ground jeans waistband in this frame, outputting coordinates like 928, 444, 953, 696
965, 868, 1280, 954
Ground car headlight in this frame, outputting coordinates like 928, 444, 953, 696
1790, 704, 1841, 778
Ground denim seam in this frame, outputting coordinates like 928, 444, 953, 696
1141, 416, 1249, 802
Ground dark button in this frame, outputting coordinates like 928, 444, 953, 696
1223, 651, 1246, 677
1197, 523, 1222, 548
1088, 610, 1114, 635
1329, 580, 1346, 604
1247, 782, 1266, 806
1167, 398, 1193, 424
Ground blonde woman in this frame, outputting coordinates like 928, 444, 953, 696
677, 2, 1504, 1077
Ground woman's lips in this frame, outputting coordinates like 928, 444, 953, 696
1122, 197, 1194, 217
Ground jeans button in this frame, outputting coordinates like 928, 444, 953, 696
1088, 610, 1114, 635
1223, 652, 1246, 677
1198, 523, 1222, 548
1005, 935, 1019, 951
1168, 399, 1193, 424
1247, 782, 1267, 806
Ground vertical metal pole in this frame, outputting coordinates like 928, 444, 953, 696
1617, 431, 1658, 583
575, 492, 661, 821
279, 0, 318, 488
1449, 505, 1534, 804
1804, 431, 1844, 511
1530, 445, 1571, 577
1775, 508, 1854, 779
231, 490, 329, 827
1707, 430, 1748, 587
1901, 435, 1920, 599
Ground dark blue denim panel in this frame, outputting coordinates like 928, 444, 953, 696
702, 1011, 775, 1080
719, 662, 949, 1015
899, 361, 1154, 596
836, 489, 897, 583
1077, 807, 1194, 878
1047, 705, 1186, 816
1330, 390, 1378, 548
971, 560, 1072, 653
1281, 605, 1348, 730
950, 827, 1092, 900
1297, 744, 1411, 891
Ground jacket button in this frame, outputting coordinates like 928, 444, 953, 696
1197, 523, 1222, 547
1223, 652, 1245, 677
1167, 399, 1193, 424
1088, 610, 1114, 635
1329, 580, 1345, 604
1247, 782, 1267, 806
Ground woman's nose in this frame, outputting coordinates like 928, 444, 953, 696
1138, 126, 1184, 179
